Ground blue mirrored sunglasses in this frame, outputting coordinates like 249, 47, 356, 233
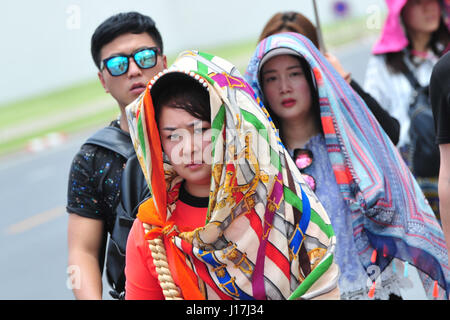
100, 47, 160, 76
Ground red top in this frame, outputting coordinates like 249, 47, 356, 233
125, 195, 208, 300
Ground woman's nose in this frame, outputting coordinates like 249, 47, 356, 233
279, 77, 292, 94
181, 133, 202, 157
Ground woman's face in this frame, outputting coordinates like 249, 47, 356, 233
158, 106, 212, 187
261, 54, 313, 123
402, 0, 441, 35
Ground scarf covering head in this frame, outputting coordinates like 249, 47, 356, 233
372, 0, 450, 55
125, 50, 339, 300
245, 32, 450, 299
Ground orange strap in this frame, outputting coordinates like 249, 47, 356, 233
142, 88, 167, 221
138, 199, 205, 300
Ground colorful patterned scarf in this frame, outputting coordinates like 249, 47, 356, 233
244, 32, 450, 299
125, 50, 339, 300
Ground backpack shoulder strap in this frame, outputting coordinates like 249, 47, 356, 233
85, 126, 134, 160
403, 65, 424, 90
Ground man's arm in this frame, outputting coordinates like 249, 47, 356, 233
67, 213, 105, 299
438, 143, 450, 264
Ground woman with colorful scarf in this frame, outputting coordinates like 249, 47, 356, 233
364, 0, 450, 218
258, 10, 400, 145
124, 50, 339, 300
244, 32, 450, 299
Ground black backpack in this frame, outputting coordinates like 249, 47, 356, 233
404, 68, 440, 178
85, 125, 150, 299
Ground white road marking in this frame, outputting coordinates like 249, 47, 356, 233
5, 206, 65, 235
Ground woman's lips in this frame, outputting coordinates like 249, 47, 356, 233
282, 98, 296, 108
130, 83, 146, 95
185, 163, 204, 170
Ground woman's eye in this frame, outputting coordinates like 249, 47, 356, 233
168, 133, 179, 140
264, 76, 277, 83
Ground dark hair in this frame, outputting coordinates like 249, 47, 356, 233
258, 11, 320, 48
260, 55, 321, 136
153, 76, 211, 125
91, 11, 164, 69
385, 14, 450, 74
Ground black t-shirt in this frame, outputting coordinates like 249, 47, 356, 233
178, 181, 209, 208
67, 120, 126, 233
430, 52, 450, 145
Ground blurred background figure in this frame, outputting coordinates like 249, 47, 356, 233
364, 0, 450, 219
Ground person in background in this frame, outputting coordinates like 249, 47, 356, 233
66, 12, 167, 299
259, 11, 400, 145
430, 51, 450, 261
245, 32, 449, 299
364, 0, 450, 217
124, 50, 339, 300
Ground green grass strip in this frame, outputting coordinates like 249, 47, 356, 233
0, 79, 105, 128
0, 106, 117, 156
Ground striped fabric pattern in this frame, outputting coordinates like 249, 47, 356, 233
125, 50, 339, 299
244, 32, 450, 299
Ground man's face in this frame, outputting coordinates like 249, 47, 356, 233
98, 32, 167, 109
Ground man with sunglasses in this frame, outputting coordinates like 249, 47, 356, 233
66, 12, 167, 300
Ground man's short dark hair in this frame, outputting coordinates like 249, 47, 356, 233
91, 11, 164, 70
